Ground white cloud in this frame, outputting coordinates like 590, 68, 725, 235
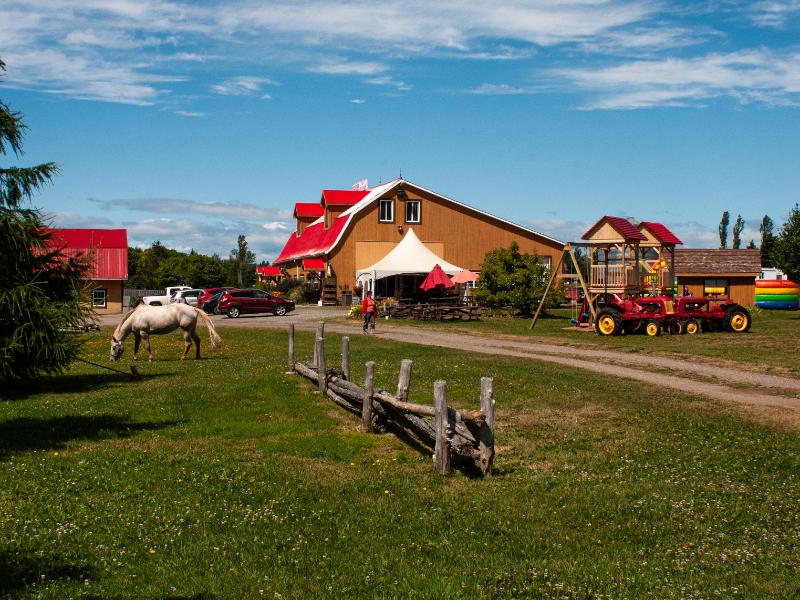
748, 0, 800, 27
52, 211, 292, 262
91, 197, 292, 222
365, 76, 412, 91
263, 221, 288, 230
212, 76, 278, 96
175, 110, 205, 117
556, 49, 800, 109
468, 83, 530, 95
526, 218, 593, 242
350, 98, 365, 104
307, 60, 389, 75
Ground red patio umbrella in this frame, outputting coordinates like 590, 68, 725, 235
420, 264, 455, 291
450, 269, 479, 284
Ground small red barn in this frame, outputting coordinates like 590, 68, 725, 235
50, 228, 128, 314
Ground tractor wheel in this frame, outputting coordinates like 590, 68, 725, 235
685, 319, 700, 335
667, 320, 685, 335
723, 304, 751, 333
644, 319, 661, 337
596, 308, 623, 336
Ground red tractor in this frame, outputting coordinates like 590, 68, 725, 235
594, 296, 751, 337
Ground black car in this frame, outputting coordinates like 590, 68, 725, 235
201, 290, 227, 315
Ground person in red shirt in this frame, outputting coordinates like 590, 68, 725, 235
362, 291, 376, 334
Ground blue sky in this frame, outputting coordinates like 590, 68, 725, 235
2, 0, 799, 261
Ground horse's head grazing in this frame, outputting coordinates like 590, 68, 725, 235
110, 336, 124, 362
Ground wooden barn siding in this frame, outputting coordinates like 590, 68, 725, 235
328, 188, 563, 291
86, 280, 124, 314
678, 276, 755, 306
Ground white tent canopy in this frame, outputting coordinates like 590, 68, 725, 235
356, 228, 464, 293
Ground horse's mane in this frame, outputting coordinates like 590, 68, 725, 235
114, 305, 140, 336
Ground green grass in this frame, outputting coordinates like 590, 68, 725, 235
1, 327, 799, 598
333, 307, 800, 374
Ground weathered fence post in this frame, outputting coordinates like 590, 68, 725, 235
396, 359, 413, 402
434, 380, 451, 476
362, 361, 375, 433
342, 336, 350, 381
313, 321, 324, 364
316, 337, 327, 394
288, 323, 295, 372
479, 377, 495, 476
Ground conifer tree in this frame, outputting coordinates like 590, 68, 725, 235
0, 58, 90, 382
718, 211, 730, 249
732, 215, 745, 249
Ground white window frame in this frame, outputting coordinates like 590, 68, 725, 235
92, 288, 107, 308
379, 199, 395, 223
405, 200, 421, 223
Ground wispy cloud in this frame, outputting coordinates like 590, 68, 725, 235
468, 83, 531, 95
350, 98, 365, 104
365, 76, 412, 91
91, 197, 292, 222
53, 211, 292, 261
526, 219, 593, 242
211, 76, 278, 96
556, 49, 800, 109
307, 60, 389, 75
748, 0, 800, 27
175, 110, 205, 117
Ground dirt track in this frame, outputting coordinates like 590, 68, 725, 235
101, 307, 800, 411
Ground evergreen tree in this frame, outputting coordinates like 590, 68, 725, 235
771, 205, 800, 284
732, 215, 744, 249
760, 215, 776, 267
0, 58, 90, 382
718, 211, 730, 249
746, 240, 757, 249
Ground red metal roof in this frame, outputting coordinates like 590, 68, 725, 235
303, 258, 326, 270
47, 228, 128, 279
582, 216, 647, 241
257, 266, 282, 276
273, 217, 348, 265
322, 190, 370, 205
639, 222, 682, 245
294, 203, 325, 218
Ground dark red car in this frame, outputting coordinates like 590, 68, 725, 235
218, 289, 295, 318
197, 287, 235, 310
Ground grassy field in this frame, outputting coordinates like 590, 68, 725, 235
2, 326, 800, 598
331, 308, 800, 374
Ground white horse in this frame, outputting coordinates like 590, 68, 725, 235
110, 304, 222, 362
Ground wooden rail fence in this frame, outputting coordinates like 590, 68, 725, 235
287, 322, 495, 477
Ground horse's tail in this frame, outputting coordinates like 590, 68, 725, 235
194, 308, 222, 348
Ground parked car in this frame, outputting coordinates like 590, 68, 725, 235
142, 286, 192, 306
200, 290, 227, 315
170, 289, 204, 307
197, 287, 235, 310
218, 289, 295, 318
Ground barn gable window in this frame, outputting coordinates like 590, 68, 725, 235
405, 200, 420, 223
379, 199, 394, 223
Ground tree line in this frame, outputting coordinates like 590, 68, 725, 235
718, 210, 800, 282
126, 235, 265, 290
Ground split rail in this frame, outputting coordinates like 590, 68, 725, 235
287, 323, 495, 477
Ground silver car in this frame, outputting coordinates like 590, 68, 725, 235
170, 289, 203, 307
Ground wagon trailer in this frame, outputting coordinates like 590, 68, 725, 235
530, 215, 752, 336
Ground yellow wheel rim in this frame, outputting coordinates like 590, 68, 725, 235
598, 316, 616, 334
686, 321, 699, 334
730, 312, 748, 332
646, 323, 659, 336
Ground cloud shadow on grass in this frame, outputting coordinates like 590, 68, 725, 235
0, 415, 178, 459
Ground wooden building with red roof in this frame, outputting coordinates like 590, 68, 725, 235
273, 179, 564, 300
49, 228, 128, 314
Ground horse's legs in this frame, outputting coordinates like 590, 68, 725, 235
181, 329, 193, 361
133, 333, 141, 361
141, 332, 154, 362
191, 329, 201, 359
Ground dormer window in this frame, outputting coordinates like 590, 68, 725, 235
379, 199, 394, 223
405, 200, 420, 223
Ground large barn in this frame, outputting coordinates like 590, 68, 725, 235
50, 228, 129, 314
273, 179, 564, 299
